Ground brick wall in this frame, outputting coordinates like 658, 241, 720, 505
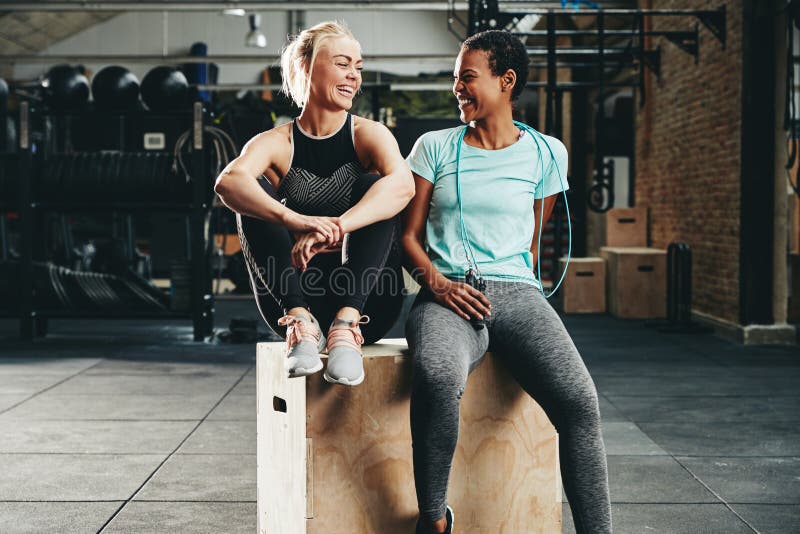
635, 0, 742, 323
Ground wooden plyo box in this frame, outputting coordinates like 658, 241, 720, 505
257, 340, 560, 534
606, 207, 648, 247
557, 257, 607, 313
600, 247, 667, 319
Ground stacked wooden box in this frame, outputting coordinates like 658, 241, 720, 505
601, 207, 666, 319
558, 207, 667, 319
557, 257, 606, 313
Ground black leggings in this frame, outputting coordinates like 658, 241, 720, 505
237, 177, 405, 344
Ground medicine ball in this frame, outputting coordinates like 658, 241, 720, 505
43, 64, 90, 110
141, 66, 189, 112
92, 65, 140, 111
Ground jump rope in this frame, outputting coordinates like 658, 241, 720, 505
454, 121, 573, 302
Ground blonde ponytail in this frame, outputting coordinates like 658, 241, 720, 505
280, 21, 357, 108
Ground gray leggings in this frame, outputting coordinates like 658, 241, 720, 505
406, 281, 612, 533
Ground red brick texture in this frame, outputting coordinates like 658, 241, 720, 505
635, 0, 742, 324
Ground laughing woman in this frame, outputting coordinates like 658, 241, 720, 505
215, 21, 413, 386
402, 30, 612, 533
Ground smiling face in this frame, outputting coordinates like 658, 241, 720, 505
307, 36, 363, 111
453, 47, 514, 123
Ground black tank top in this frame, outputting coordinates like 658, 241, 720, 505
276, 114, 367, 217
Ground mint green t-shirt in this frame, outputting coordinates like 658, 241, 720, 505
406, 125, 569, 288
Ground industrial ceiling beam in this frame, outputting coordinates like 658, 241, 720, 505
0, 53, 456, 64
0, 1, 635, 12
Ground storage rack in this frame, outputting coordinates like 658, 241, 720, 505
7, 100, 214, 341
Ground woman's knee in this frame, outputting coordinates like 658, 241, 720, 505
410, 349, 468, 407
547, 379, 602, 431
407, 300, 476, 395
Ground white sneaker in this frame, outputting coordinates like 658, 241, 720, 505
277, 313, 325, 378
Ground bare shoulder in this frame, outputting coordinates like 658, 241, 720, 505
235, 122, 293, 177
352, 114, 391, 141
353, 115, 400, 151
353, 115, 394, 171
243, 122, 292, 153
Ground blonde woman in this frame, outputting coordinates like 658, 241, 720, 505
215, 21, 413, 386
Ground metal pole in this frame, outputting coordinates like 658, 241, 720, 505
594, 10, 605, 198
551, 88, 565, 284
0, 2, 470, 11
0, 215, 7, 262
0, 4, 723, 15
190, 101, 211, 340
0, 54, 457, 64
545, 10, 556, 135
18, 101, 34, 339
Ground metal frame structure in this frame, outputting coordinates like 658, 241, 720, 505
0, 2, 627, 11
450, 0, 726, 281
454, 2, 726, 128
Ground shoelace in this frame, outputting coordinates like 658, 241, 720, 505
277, 314, 321, 353
327, 315, 370, 352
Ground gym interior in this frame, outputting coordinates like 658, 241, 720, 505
0, 1, 797, 533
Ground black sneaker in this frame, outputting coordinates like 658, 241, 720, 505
415, 505, 454, 534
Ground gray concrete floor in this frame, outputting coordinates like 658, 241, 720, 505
0, 299, 798, 533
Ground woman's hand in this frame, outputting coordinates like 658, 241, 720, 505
291, 232, 331, 271
281, 210, 342, 245
431, 279, 492, 322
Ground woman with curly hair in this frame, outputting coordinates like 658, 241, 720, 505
403, 30, 612, 533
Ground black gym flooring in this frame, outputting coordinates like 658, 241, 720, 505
0, 297, 798, 533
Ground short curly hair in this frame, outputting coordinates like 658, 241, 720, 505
462, 30, 529, 101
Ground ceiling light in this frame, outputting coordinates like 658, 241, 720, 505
246, 14, 267, 48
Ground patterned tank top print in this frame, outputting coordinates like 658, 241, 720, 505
277, 161, 363, 217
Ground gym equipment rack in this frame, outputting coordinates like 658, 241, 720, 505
3, 101, 214, 341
